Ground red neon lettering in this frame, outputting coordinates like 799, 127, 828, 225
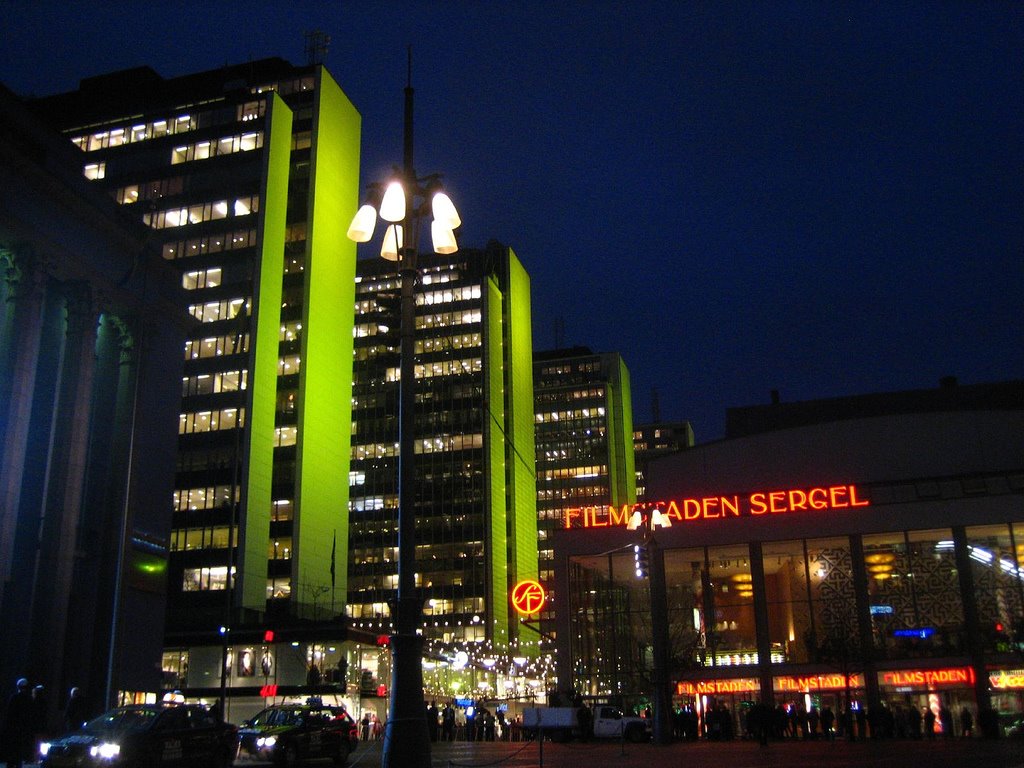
608, 505, 631, 527
587, 506, 607, 527
703, 498, 719, 518
808, 488, 828, 509
683, 499, 701, 520
829, 486, 849, 508
564, 508, 580, 529
722, 496, 740, 516
749, 493, 767, 515
788, 489, 808, 511
849, 485, 870, 507
769, 491, 786, 513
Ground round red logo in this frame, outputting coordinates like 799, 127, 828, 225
511, 579, 546, 616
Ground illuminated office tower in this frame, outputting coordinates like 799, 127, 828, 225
349, 243, 539, 652
32, 59, 361, 654
533, 347, 636, 642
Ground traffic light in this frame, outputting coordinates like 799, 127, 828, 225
634, 544, 649, 579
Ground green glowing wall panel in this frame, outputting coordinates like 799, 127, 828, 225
294, 68, 360, 607
505, 249, 539, 653
608, 357, 637, 507
484, 276, 509, 648
239, 92, 291, 612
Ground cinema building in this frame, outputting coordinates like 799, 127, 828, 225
552, 380, 1024, 734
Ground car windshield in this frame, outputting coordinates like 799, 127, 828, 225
250, 708, 304, 727
85, 708, 159, 734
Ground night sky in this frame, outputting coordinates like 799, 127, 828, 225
3, 2, 1022, 441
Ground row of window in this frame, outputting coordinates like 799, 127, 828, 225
144, 196, 258, 229
182, 267, 222, 290
162, 228, 257, 260
116, 176, 185, 205
171, 131, 262, 164
181, 369, 246, 397
188, 298, 246, 324
71, 114, 197, 152
173, 485, 238, 512
538, 465, 608, 481
184, 333, 249, 360
416, 285, 481, 306
179, 407, 244, 434
536, 407, 607, 423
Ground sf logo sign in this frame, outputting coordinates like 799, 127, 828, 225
511, 579, 546, 616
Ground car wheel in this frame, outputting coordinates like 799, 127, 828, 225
331, 744, 350, 766
275, 744, 299, 768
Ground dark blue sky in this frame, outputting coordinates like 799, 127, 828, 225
3, 2, 1022, 441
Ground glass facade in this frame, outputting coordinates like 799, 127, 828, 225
348, 246, 538, 650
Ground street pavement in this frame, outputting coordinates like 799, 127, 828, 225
344, 737, 1024, 768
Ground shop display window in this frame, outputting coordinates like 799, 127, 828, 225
966, 524, 1024, 652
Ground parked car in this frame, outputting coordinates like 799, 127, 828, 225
39, 703, 237, 768
237, 703, 358, 766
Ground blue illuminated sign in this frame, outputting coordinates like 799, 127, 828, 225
870, 605, 894, 615
894, 627, 934, 639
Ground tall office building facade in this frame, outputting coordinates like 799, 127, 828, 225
32, 59, 361, 680
349, 243, 539, 653
533, 347, 636, 644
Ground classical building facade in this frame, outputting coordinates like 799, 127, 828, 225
1, 83, 188, 725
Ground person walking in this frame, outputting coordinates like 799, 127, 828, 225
64, 687, 90, 732
2, 678, 35, 768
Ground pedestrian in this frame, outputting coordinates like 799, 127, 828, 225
64, 687, 90, 732
2, 678, 35, 768
923, 706, 936, 739
442, 702, 455, 741
960, 706, 973, 738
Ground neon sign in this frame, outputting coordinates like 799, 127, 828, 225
511, 579, 547, 616
564, 484, 869, 529
774, 673, 864, 692
990, 670, 1024, 690
880, 667, 975, 687
677, 678, 759, 695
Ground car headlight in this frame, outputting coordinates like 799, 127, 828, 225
39, 742, 52, 757
89, 743, 121, 760
256, 736, 276, 748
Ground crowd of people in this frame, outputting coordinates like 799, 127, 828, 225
1, 678, 90, 768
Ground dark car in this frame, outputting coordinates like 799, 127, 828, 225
39, 703, 237, 768
237, 703, 358, 766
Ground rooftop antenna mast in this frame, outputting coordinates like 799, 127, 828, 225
304, 30, 330, 66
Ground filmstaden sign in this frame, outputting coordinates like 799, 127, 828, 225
563, 484, 869, 529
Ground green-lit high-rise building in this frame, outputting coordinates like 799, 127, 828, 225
29, 59, 541, 714
533, 347, 636, 645
31, 58, 361, 715
349, 243, 539, 654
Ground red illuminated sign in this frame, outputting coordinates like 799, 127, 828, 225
511, 579, 547, 616
774, 673, 864, 692
677, 678, 759, 696
880, 667, 975, 688
260, 684, 278, 697
564, 484, 870, 529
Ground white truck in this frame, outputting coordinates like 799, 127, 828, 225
522, 705, 650, 742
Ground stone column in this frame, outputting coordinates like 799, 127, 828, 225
30, 283, 100, 727
0, 247, 47, 585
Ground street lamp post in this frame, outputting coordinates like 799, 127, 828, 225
628, 507, 673, 744
346, 59, 461, 768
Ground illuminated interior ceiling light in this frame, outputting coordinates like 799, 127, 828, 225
731, 573, 752, 582
865, 552, 896, 564
379, 181, 406, 222
347, 204, 378, 242
626, 510, 643, 531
